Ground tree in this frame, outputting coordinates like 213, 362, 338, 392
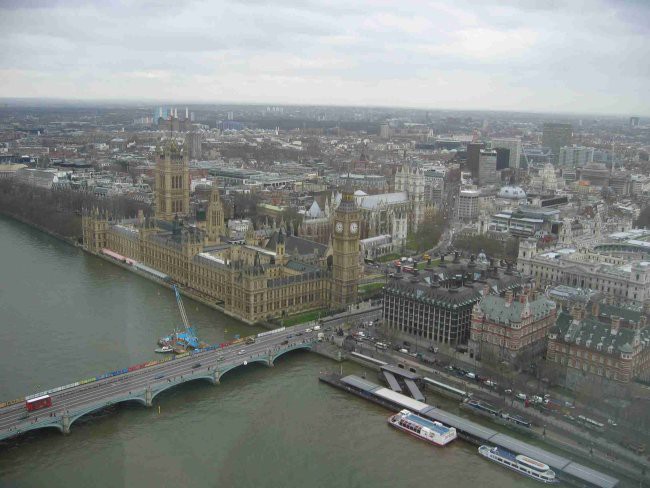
230, 192, 262, 219
452, 234, 503, 258
282, 207, 304, 235
409, 210, 448, 252
504, 237, 520, 261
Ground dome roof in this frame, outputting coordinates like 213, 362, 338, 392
498, 185, 527, 199
354, 190, 368, 196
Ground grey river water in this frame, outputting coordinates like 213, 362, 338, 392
0, 215, 538, 487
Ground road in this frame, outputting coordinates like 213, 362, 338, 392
0, 322, 322, 440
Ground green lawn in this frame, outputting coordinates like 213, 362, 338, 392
358, 282, 385, 293
417, 259, 440, 270
376, 253, 401, 263
283, 308, 329, 326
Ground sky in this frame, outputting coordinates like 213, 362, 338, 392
1, 0, 649, 115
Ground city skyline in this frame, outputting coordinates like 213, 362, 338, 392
1, 0, 649, 116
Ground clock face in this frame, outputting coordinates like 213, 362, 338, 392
335, 221, 343, 233
350, 222, 359, 234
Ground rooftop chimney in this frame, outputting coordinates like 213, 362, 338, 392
591, 300, 600, 318
570, 304, 585, 321
611, 316, 621, 335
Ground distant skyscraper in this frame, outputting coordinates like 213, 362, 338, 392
542, 123, 573, 158
185, 131, 202, 160
559, 145, 594, 167
227, 111, 234, 121
495, 148, 510, 171
478, 149, 497, 186
491, 137, 522, 169
630, 116, 640, 127
466, 142, 485, 179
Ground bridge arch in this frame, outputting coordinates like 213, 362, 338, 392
271, 343, 313, 363
217, 358, 270, 381
68, 396, 147, 429
150, 375, 217, 402
12, 422, 64, 437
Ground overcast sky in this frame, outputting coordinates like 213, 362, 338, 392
1, 0, 648, 115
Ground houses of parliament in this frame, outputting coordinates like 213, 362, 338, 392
82, 141, 361, 324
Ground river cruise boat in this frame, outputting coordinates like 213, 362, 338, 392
388, 409, 457, 446
478, 445, 559, 483
154, 345, 174, 354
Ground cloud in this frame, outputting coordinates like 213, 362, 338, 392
0, 0, 648, 114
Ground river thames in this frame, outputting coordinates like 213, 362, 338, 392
0, 215, 541, 487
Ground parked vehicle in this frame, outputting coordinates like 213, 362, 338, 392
515, 393, 527, 401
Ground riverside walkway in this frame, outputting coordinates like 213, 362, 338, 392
0, 324, 317, 441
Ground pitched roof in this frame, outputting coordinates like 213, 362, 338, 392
553, 311, 649, 355
479, 295, 555, 325
355, 192, 409, 210
265, 231, 327, 256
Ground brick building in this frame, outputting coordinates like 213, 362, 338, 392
546, 301, 650, 385
469, 290, 557, 364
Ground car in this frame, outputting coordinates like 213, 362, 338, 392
484, 380, 497, 388
154, 374, 165, 379
313, 325, 321, 331
465, 372, 476, 380
531, 395, 544, 404
607, 419, 618, 427
305, 328, 313, 333
515, 393, 527, 401
238, 350, 245, 355
217, 357, 225, 361
295, 332, 303, 337
192, 363, 201, 369
504, 389, 513, 395
281, 340, 289, 345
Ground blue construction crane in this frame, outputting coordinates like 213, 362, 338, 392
171, 285, 200, 350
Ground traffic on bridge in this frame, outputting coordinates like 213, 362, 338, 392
0, 323, 325, 441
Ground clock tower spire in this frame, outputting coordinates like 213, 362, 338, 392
331, 184, 361, 308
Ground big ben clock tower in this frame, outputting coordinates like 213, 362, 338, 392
331, 185, 361, 308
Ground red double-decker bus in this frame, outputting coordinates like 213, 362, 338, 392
26, 395, 52, 412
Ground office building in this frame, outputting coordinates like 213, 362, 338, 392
542, 123, 573, 157
383, 258, 525, 346
491, 138, 522, 169
478, 149, 497, 186
559, 145, 594, 167
185, 131, 202, 161
547, 301, 650, 385
458, 189, 481, 220
469, 290, 557, 364
466, 142, 485, 179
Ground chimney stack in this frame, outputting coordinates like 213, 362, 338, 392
570, 303, 585, 321
611, 316, 621, 335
